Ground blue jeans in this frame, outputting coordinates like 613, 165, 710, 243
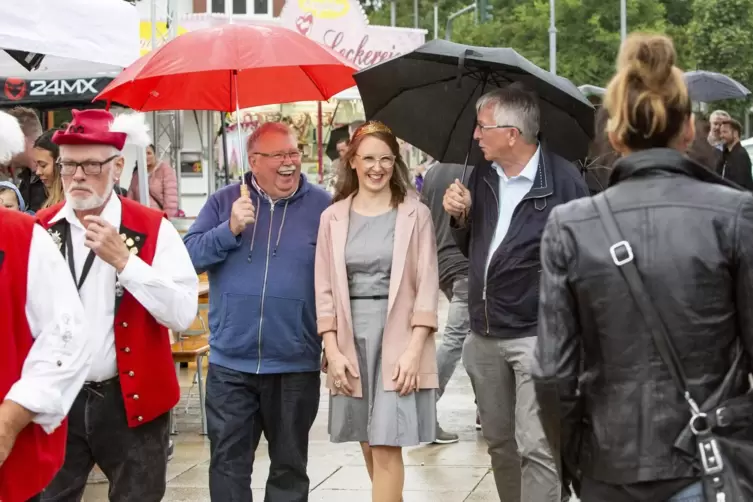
668, 481, 703, 502
206, 364, 320, 502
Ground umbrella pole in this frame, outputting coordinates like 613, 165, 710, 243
220, 120, 230, 186
317, 101, 323, 185
233, 71, 250, 198
460, 74, 489, 184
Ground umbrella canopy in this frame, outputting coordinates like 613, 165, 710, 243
326, 124, 350, 161
684, 70, 751, 103
353, 39, 595, 163
95, 24, 357, 112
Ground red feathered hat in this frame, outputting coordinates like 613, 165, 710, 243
52, 109, 127, 150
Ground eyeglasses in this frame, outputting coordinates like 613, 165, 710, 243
356, 154, 396, 169
475, 123, 522, 134
58, 155, 119, 176
253, 150, 302, 163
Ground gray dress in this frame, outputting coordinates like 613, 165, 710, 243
328, 209, 437, 447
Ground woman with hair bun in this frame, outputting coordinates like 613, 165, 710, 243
532, 33, 753, 501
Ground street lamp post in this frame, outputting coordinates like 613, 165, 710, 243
549, 0, 557, 74
620, 0, 627, 42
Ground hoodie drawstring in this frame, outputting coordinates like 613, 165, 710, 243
247, 196, 290, 261
247, 195, 260, 263
272, 200, 289, 257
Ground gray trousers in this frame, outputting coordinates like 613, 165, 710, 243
436, 277, 470, 399
463, 332, 560, 502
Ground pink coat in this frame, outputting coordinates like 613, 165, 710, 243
128, 162, 179, 217
315, 194, 440, 397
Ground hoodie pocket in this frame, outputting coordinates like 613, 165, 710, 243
259, 296, 305, 361
212, 293, 262, 353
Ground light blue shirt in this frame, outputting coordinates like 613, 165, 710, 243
485, 146, 541, 276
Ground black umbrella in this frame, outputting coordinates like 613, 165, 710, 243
326, 124, 350, 161
685, 70, 751, 103
353, 39, 595, 167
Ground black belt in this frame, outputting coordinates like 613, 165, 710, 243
84, 376, 119, 390
350, 295, 389, 300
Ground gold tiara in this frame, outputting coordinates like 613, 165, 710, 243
353, 121, 393, 140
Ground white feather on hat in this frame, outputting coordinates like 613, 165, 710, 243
0, 110, 26, 164
109, 112, 151, 149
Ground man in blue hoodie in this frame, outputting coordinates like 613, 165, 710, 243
184, 122, 330, 502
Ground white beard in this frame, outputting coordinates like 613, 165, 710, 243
65, 172, 116, 211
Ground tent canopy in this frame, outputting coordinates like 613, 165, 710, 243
0, 0, 139, 69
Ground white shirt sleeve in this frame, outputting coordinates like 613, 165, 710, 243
5, 225, 92, 434
117, 218, 199, 332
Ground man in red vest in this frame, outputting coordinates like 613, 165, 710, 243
0, 110, 93, 502
37, 109, 199, 502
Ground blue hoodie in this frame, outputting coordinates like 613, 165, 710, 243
184, 173, 331, 374
0, 181, 34, 215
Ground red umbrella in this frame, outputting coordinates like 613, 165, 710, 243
95, 23, 357, 111
95, 23, 358, 195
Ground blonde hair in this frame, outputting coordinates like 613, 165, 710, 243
604, 33, 691, 151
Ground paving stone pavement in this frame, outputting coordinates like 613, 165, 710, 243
83, 294, 575, 501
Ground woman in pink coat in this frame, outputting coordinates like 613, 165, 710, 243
315, 121, 440, 502
128, 144, 179, 217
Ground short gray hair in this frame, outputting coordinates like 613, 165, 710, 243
476, 85, 540, 143
710, 110, 730, 122
246, 122, 297, 153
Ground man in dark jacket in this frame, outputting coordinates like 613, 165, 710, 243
443, 84, 589, 502
716, 118, 753, 190
7, 107, 46, 212
421, 162, 475, 443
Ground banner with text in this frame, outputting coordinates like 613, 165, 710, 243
280, 0, 425, 70
0, 77, 113, 107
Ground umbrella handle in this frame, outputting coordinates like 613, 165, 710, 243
240, 183, 249, 198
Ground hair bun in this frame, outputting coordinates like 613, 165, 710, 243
617, 34, 676, 91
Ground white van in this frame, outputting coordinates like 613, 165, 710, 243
742, 137, 753, 163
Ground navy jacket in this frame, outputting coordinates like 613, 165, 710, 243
451, 146, 589, 338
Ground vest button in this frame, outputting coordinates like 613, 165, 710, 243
133, 394, 139, 400
137, 416, 143, 422
122, 322, 128, 328
124, 347, 131, 353
128, 371, 135, 377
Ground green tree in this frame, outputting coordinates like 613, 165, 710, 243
365, 0, 471, 39
690, 0, 753, 118
452, 0, 667, 87
659, 0, 695, 70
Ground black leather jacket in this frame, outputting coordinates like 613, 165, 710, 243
532, 149, 753, 485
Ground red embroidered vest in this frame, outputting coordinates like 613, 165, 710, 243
36, 197, 180, 428
0, 208, 67, 502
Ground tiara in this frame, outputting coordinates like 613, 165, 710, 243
353, 121, 393, 139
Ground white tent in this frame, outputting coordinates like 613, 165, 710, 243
0, 0, 139, 68
0, 0, 148, 204
0, 54, 122, 80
